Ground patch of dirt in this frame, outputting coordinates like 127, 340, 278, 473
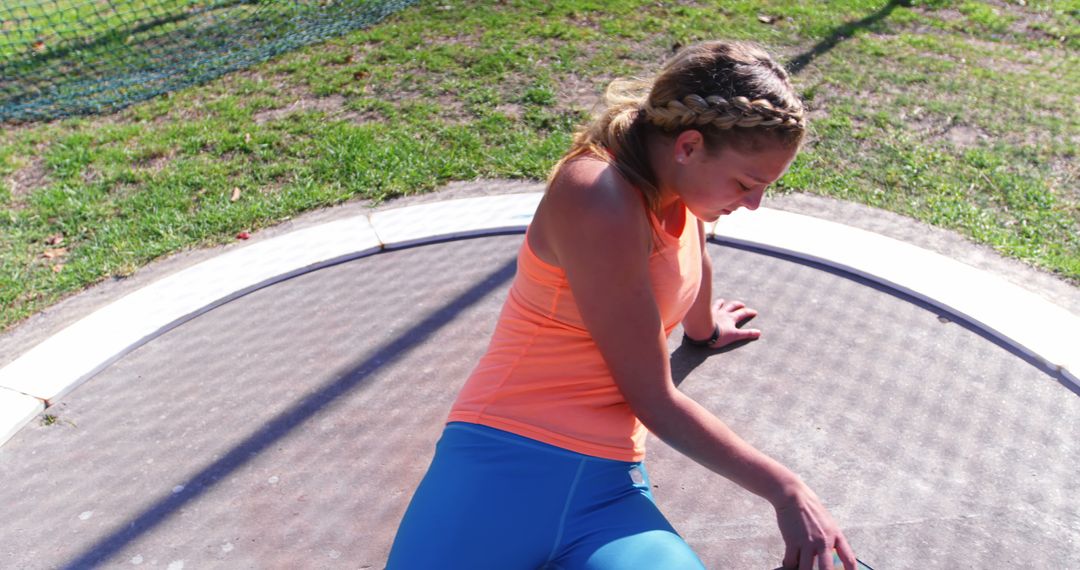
140, 68, 293, 127
340, 108, 385, 125
898, 108, 992, 148
6, 156, 50, 208
146, 92, 210, 126
860, 29, 1054, 77
109, 181, 142, 201
500, 100, 526, 116
1047, 157, 1079, 204
555, 72, 608, 115
254, 179, 289, 198
243, 65, 464, 126
981, 0, 1075, 42
81, 165, 103, 185
804, 107, 830, 125
253, 94, 346, 124
132, 150, 175, 174
801, 25, 1073, 151
914, 1, 1074, 45
931, 8, 966, 26
944, 124, 991, 148
356, 76, 469, 123
951, 36, 1068, 75
568, 11, 606, 34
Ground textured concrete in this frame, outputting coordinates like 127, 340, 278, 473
1, 235, 1076, 569
0, 216, 382, 403
712, 208, 1080, 386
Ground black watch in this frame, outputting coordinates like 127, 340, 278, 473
682, 324, 720, 347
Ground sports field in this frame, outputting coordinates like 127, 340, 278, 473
1, 0, 1077, 330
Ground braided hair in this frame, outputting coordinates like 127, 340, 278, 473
552, 41, 806, 214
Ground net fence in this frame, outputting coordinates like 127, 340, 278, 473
0, 0, 418, 122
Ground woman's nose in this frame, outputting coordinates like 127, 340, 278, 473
741, 188, 765, 211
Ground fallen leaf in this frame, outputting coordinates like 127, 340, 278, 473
230, 187, 242, 202
32, 40, 46, 53
236, 232, 251, 240
46, 233, 65, 246
244, 133, 252, 144
52, 264, 65, 273
757, 14, 779, 24
43, 247, 68, 259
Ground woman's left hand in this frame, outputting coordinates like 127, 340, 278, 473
705, 298, 761, 348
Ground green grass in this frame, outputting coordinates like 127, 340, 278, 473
1, 0, 1078, 330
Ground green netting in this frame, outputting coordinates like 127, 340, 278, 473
0, 0, 418, 122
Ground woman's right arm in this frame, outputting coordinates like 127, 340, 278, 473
537, 161, 856, 570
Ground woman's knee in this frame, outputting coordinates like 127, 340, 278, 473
578, 529, 706, 570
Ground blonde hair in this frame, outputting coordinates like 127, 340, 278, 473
552, 41, 807, 213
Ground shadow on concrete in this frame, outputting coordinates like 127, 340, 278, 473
671, 320, 758, 389
671, 344, 711, 389
786, 0, 912, 76
59, 255, 517, 569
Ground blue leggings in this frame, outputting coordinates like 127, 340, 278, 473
387, 422, 706, 570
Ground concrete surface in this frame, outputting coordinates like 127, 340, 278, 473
1, 234, 1077, 568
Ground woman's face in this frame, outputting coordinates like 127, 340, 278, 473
665, 132, 798, 223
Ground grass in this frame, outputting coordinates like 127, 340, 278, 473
1, 0, 1078, 331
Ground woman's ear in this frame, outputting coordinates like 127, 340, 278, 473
673, 130, 705, 164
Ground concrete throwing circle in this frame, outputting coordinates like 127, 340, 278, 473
0, 234, 1076, 568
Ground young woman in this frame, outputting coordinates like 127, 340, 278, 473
387, 40, 857, 570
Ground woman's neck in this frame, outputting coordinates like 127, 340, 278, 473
646, 134, 681, 212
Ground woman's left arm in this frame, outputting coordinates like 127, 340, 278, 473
680, 219, 761, 348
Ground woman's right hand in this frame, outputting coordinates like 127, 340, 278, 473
772, 481, 857, 570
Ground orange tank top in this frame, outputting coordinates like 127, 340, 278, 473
447, 203, 702, 462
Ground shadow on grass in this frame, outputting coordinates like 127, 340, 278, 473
786, 0, 912, 76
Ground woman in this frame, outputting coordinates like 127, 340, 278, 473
388, 40, 856, 570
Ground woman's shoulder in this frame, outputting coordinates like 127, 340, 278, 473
545, 154, 647, 227
530, 154, 652, 267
